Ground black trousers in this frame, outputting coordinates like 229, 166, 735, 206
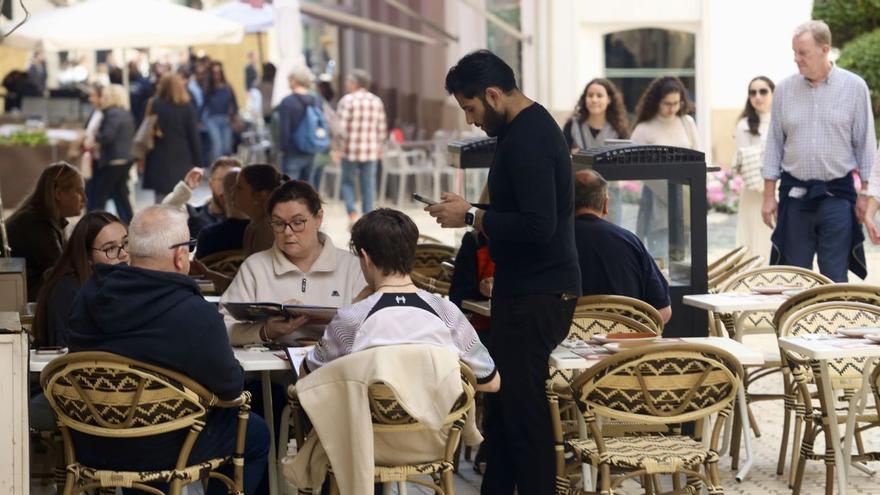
88, 162, 133, 223
481, 293, 576, 495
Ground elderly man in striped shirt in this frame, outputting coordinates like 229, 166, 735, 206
337, 69, 388, 226
762, 20, 876, 282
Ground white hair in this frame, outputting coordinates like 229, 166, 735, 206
288, 66, 314, 86
127, 205, 189, 260
794, 20, 832, 47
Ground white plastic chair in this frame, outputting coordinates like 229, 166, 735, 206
379, 148, 433, 207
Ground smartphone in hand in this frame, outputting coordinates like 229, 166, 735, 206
413, 194, 438, 206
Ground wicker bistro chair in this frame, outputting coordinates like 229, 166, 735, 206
771, 284, 880, 481
707, 246, 748, 282
777, 302, 880, 495
40, 352, 252, 495
708, 255, 763, 294
199, 249, 247, 278
289, 363, 477, 495
549, 343, 742, 495
411, 244, 457, 297
574, 295, 664, 334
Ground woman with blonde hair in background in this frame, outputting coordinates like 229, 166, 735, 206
6, 163, 85, 301
734, 76, 775, 259
87, 84, 135, 223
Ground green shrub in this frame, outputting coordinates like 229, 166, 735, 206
0, 130, 49, 147
837, 28, 880, 115
813, 0, 880, 46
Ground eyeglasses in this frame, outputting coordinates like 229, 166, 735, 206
749, 88, 771, 97
269, 218, 309, 233
92, 241, 128, 260
169, 238, 197, 252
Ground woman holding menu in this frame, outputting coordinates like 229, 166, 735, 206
221, 180, 366, 345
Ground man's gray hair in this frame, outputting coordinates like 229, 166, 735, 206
794, 20, 832, 47
128, 205, 189, 259
288, 66, 314, 86
574, 169, 608, 212
348, 68, 371, 89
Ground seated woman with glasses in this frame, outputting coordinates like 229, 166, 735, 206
31, 211, 129, 349
29, 211, 129, 433
221, 180, 367, 346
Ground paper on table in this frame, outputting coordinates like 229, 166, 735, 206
285, 346, 314, 374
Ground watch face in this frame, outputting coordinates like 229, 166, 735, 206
465, 212, 475, 226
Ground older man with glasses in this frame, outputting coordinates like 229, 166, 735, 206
66, 204, 270, 494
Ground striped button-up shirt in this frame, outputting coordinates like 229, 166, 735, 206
338, 89, 387, 162
763, 65, 876, 183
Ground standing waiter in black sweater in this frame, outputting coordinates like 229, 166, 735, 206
427, 50, 581, 494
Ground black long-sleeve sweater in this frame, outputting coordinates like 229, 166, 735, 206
482, 103, 581, 297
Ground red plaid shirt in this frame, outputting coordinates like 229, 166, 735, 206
338, 89, 387, 162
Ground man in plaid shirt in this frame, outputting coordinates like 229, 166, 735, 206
337, 69, 387, 223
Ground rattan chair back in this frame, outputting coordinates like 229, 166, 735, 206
574, 295, 664, 334
708, 255, 763, 290
568, 311, 655, 341
779, 301, 880, 390
199, 249, 246, 277
719, 266, 831, 332
571, 343, 742, 425
707, 246, 747, 279
773, 283, 880, 332
41, 352, 209, 438
411, 244, 456, 296
410, 271, 452, 297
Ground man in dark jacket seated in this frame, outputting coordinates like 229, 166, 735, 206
67, 204, 269, 493
573, 170, 672, 323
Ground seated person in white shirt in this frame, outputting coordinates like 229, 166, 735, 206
303, 208, 500, 392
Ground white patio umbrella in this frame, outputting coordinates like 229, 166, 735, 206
0, 0, 244, 51
271, 0, 305, 106
208, 0, 274, 34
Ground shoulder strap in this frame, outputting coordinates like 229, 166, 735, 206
576, 119, 587, 148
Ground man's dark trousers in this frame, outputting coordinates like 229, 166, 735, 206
481, 294, 576, 495
780, 195, 853, 282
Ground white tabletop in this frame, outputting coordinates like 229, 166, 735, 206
462, 299, 491, 317
30, 347, 297, 373
550, 337, 765, 370
778, 336, 880, 361
682, 293, 788, 313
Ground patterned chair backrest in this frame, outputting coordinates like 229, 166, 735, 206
575, 295, 664, 334
41, 352, 207, 438
568, 311, 655, 341
572, 344, 741, 425
412, 244, 456, 275
200, 249, 246, 277
708, 255, 763, 291
779, 301, 880, 390
772, 283, 880, 333
707, 245, 747, 278
719, 266, 831, 331
411, 271, 451, 297
366, 364, 475, 433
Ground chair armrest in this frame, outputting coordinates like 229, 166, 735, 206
214, 390, 252, 409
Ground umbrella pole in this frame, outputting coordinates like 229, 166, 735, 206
256, 32, 265, 66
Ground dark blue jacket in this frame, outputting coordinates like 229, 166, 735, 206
770, 171, 867, 279
65, 263, 245, 470
68, 263, 243, 400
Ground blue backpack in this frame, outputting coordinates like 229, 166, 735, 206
292, 96, 331, 154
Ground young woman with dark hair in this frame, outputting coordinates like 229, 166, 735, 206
7, 162, 85, 301
563, 78, 630, 152
630, 76, 701, 262
31, 211, 128, 348
234, 163, 286, 255
221, 180, 366, 346
735, 76, 775, 259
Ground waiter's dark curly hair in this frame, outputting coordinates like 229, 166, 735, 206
445, 49, 517, 98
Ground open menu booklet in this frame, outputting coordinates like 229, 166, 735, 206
222, 302, 338, 325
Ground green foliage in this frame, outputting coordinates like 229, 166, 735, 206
0, 130, 49, 147
838, 29, 880, 114
813, 0, 880, 46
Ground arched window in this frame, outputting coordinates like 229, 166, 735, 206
604, 28, 696, 117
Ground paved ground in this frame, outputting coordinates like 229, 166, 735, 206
26, 185, 880, 494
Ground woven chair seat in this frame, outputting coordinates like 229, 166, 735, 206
569, 435, 717, 474
373, 460, 453, 482
68, 457, 230, 487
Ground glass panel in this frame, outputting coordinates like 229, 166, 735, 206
486, 0, 522, 85
610, 178, 692, 287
